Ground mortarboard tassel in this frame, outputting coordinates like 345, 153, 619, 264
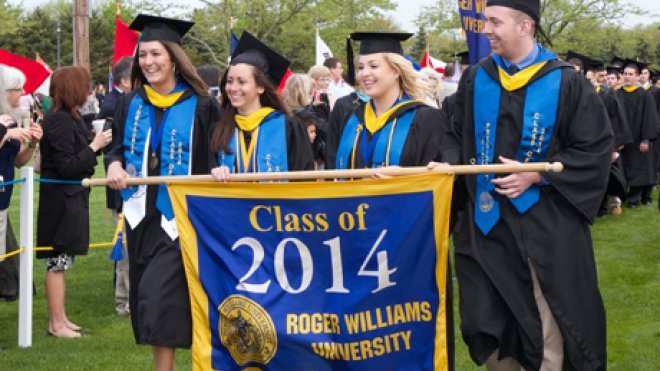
109, 231, 124, 261
109, 214, 125, 261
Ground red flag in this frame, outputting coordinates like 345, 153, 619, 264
420, 50, 445, 75
113, 5, 139, 65
277, 68, 293, 94
420, 50, 432, 69
0, 48, 51, 94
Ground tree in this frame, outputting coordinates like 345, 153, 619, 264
10, 2, 75, 69
415, 0, 461, 33
540, 0, 641, 44
0, 0, 22, 39
189, 0, 398, 70
634, 36, 651, 62
410, 25, 427, 61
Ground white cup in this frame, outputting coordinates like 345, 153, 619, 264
92, 119, 106, 134
19, 109, 31, 129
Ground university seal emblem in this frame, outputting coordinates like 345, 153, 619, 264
218, 294, 277, 366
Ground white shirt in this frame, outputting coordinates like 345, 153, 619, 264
328, 79, 354, 99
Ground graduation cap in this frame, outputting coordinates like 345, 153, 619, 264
623, 59, 647, 74
652, 70, 660, 83
230, 31, 291, 86
129, 14, 194, 45
610, 56, 626, 69
350, 32, 413, 55
455, 51, 470, 65
566, 51, 592, 70
487, 0, 541, 24
606, 65, 622, 75
345, 31, 413, 86
589, 59, 605, 72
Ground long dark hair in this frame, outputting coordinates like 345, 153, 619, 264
130, 40, 208, 96
211, 65, 290, 154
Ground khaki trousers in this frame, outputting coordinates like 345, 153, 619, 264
113, 210, 130, 313
485, 262, 564, 371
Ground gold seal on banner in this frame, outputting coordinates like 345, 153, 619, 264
218, 294, 277, 366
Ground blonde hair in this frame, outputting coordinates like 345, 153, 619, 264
283, 73, 314, 110
356, 53, 428, 101
383, 53, 428, 100
307, 65, 332, 81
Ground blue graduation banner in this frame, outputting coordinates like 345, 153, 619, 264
458, 0, 492, 65
168, 174, 453, 370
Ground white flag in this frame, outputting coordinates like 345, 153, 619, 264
316, 33, 333, 66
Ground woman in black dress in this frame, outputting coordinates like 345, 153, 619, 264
105, 14, 220, 370
37, 66, 112, 338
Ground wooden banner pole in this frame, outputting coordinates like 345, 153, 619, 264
83, 162, 563, 187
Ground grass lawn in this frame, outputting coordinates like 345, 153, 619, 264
0, 163, 657, 370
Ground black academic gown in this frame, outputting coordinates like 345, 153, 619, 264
325, 92, 363, 169
644, 85, 660, 178
617, 86, 659, 187
450, 58, 612, 371
225, 114, 316, 172
325, 101, 458, 168
105, 87, 220, 348
597, 85, 632, 149
100, 87, 125, 211
597, 85, 632, 198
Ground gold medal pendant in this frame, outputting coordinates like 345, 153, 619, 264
149, 153, 159, 170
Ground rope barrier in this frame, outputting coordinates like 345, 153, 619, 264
0, 178, 26, 187
0, 205, 124, 260
0, 248, 24, 259
0, 177, 86, 186
34, 178, 83, 185
0, 241, 121, 260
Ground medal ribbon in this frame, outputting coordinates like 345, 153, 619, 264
239, 127, 260, 173
360, 129, 384, 167
148, 105, 170, 156
219, 112, 288, 175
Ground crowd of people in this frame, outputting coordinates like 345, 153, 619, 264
0, 0, 658, 370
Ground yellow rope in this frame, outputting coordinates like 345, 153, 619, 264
0, 215, 125, 260
0, 248, 24, 259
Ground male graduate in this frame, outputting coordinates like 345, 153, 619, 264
430, 0, 611, 369
99, 56, 133, 317
640, 65, 660, 183
605, 65, 621, 89
617, 60, 658, 206
579, 55, 632, 215
591, 60, 632, 216
640, 65, 660, 118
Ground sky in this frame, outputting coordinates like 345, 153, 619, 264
11, 0, 660, 33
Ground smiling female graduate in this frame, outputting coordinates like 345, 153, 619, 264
210, 32, 314, 180
325, 32, 458, 171
104, 14, 220, 371
324, 32, 459, 370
